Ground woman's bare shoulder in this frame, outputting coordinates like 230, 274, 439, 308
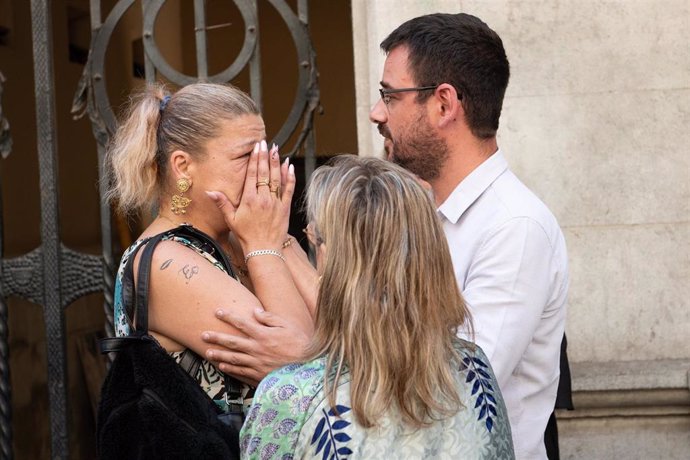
134, 236, 262, 354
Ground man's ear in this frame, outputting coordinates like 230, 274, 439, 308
435, 83, 462, 129
169, 150, 193, 179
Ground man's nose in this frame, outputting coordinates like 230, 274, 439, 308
369, 98, 387, 125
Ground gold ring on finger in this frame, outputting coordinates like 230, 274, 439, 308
256, 179, 270, 188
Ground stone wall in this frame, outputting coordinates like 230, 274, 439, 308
351, 0, 690, 457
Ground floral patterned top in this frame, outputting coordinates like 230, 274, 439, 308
240, 339, 514, 459
113, 234, 245, 412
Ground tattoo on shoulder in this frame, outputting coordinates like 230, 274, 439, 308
160, 259, 173, 270
179, 264, 200, 284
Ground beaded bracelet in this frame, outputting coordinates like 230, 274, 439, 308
244, 249, 286, 264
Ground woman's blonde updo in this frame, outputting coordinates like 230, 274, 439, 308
105, 83, 259, 214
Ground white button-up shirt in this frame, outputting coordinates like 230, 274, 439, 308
438, 150, 569, 460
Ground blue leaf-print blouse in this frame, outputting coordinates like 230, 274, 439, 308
240, 339, 514, 459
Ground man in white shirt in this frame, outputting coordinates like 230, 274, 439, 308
368, 13, 569, 460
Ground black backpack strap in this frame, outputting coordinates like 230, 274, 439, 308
122, 237, 152, 329
100, 336, 146, 353
178, 348, 202, 378
100, 232, 166, 354
133, 232, 168, 333
224, 377, 245, 413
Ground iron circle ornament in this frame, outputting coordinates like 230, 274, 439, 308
142, 0, 257, 86
89, 0, 318, 149
91, 0, 137, 133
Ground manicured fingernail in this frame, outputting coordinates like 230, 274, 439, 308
254, 308, 265, 315
215, 309, 224, 317
253, 142, 260, 154
205, 191, 217, 200
206, 350, 215, 359
202, 332, 210, 341
283, 157, 289, 166
289, 164, 295, 176
260, 140, 267, 151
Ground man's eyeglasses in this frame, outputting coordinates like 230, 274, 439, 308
379, 85, 438, 105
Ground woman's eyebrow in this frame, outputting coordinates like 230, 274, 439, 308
229, 139, 258, 152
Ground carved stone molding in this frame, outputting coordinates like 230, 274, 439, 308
558, 359, 690, 419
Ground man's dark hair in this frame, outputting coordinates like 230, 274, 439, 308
381, 13, 510, 139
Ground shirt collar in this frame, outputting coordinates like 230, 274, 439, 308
437, 149, 508, 224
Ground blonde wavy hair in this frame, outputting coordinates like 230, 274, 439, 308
105, 83, 259, 214
305, 155, 472, 428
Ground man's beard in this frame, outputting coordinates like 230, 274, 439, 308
378, 112, 449, 182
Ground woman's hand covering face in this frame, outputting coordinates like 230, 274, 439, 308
206, 140, 295, 253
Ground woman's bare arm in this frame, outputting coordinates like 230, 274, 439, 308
282, 237, 319, 317
135, 240, 262, 357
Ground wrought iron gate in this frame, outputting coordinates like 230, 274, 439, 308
0, 0, 319, 457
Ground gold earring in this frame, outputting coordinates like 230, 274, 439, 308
171, 178, 192, 215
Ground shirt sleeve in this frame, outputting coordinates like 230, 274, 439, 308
460, 217, 555, 389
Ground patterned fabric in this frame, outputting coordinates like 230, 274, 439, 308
240, 340, 515, 459
113, 234, 237, 412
